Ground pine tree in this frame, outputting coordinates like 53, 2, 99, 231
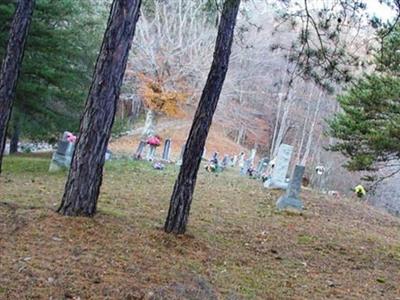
58, 0, 142, 217
0, 0, 35, 173
329, 25, 400, 179
164, 0, 241, 234
0, 0, 106, 144
329, 75, 400, 172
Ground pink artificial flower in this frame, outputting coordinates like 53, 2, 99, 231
147, 136, 161, 146
66, 133, 77, 143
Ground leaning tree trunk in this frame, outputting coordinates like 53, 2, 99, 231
0, 0, 35, 173
164, 0, 241, 234
58, 0, 142, 216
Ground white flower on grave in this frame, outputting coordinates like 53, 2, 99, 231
315, 165, 325, 175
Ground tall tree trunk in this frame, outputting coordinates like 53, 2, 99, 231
58, 0, 142, 217
300, 91, 323, 166
272, 92, 294, 158
164, 0, 241, 234
10, 119, 20, 154
236, 125, 245, 144
0, 0, 35, 173
269, 55, 290, 158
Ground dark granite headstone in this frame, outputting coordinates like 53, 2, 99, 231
276, 165, 305, 210
134, 141, 146, 159
49, 139, 75, 172
221, 155, 229, 169
56, 140, 70, 155
162, 139, 172, 161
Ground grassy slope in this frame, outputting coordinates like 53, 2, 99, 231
0, 155, 399, 299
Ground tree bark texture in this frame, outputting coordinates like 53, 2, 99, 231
164, 0, 241, 234
0, 0, 35, 172
58, 0, 142, 216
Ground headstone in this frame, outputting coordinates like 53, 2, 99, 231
249, 148, 257, 164
146, 145, 156, 161
231, 155, 238, 167
134, 141, 146, 159
264, 144, 293, 189
256, 157, 269, 175
62, 131, 71, 140
3, 143, 10, 155
238, 152, 245, 169
276, 165, 305, 210
210, 152, 219, 164
176, 144, 185, 166
105, 149, 112, 161
202, 147, 207, 160
241, 158, 251, 176
49, 140, 75, 172
221, 155, 229, 169
162, 138, 172, 161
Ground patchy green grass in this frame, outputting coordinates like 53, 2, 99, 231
1, 154, 400, 299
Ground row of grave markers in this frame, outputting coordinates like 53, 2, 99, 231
134, 138, 174, 161
141, 140, 306, 211
134, 140, 209, 165
264, 143, 305, 211
49, 132, 305, 211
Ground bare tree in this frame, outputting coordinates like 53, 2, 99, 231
125, 0, 216, 137
299, 90, 323, 166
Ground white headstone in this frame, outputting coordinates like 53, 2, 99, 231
3, 143, 10, 155
146, 145, 156, 161
249, 148, 257, 164
176, 144, 185, 166
232, 155, 238, 166
264, 144, 293, 190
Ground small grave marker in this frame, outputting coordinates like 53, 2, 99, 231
256, 157, 269, 175
162, 138, 172, 161
49, 133, 75, 172
176, 144, 185, 166
134, 141, 146, 159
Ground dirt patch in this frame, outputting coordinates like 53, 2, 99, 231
109, 119, 248, 159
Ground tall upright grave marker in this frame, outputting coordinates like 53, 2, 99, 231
264, 144, 293, 189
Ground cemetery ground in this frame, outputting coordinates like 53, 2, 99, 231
1, 154, 400, 299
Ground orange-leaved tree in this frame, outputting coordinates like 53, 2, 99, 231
139, 73, 187, 138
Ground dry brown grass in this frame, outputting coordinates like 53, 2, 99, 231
0, 155, 399, 299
